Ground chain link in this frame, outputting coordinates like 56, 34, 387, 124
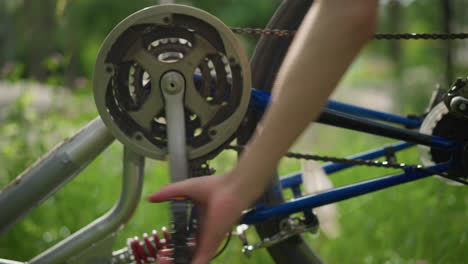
231, 27, 295, 37
230, 27, 468, 40
226, 145, 468, 185
374, 33, 468, 40
226, 145, 411, 169
229, 144, 468, 184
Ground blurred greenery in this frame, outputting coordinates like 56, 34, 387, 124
1, 0, 467, 263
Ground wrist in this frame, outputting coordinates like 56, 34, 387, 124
226, 152, 279, 206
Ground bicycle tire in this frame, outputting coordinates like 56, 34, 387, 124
238, 0, 325, 263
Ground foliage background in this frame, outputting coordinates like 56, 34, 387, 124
0, 0, 467, 263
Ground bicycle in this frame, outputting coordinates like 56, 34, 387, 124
1, 1, 467, 263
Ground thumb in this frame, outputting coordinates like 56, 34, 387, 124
147, 179, 195, 203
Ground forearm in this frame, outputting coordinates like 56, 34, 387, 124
232, 0, 378, 200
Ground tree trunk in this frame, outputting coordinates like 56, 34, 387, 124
441, 0, 454, 87
388, 0, 404, 109
0, 1, 16, 66
23, 0, 56, 81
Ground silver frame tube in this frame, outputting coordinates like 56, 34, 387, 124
29, 148, 145, 264
0, 117, 114, 235
0, 259, 24, 264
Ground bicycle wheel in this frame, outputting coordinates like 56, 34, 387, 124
238, 0, 324, 263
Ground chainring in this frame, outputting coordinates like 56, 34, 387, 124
93, 5, 251, 161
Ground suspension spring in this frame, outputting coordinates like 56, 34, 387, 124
127, 227, 172, 264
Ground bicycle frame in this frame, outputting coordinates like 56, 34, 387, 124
241, 89, 457, 224
0, 89, 459, 263
0, 119, 146, 264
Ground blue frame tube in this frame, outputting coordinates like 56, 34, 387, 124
251, 89, 457, 150
326, 100, 422, 128
251, 89, 421, 127
280, 141, 414, 188
241, 162, 450, 225
319, 108, 456, 149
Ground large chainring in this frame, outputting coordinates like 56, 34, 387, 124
93, 4, 251, 161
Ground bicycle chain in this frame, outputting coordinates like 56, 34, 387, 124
230, 27, 468, 40
226, 145, 468, 186
226, 145, 414, 170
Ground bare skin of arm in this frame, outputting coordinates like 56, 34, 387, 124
148, 1, 379, 263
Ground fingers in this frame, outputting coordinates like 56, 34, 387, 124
146, 179, 195, 202
147, 175, 217, 203
146, 173, 241, 264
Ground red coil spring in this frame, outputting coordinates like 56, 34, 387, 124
128, 227, 173, 264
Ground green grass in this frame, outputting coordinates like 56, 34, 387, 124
0, 89, 466, 263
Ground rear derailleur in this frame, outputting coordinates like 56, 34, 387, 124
420, 77, 468, 184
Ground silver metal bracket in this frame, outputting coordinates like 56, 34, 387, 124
449, 96, 468, 118
28, 148, 145, 264
239, 217, 319, 257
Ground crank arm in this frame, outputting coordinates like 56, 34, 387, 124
161, 71, 192, 264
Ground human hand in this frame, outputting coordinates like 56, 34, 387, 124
147, 171, 252, 264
